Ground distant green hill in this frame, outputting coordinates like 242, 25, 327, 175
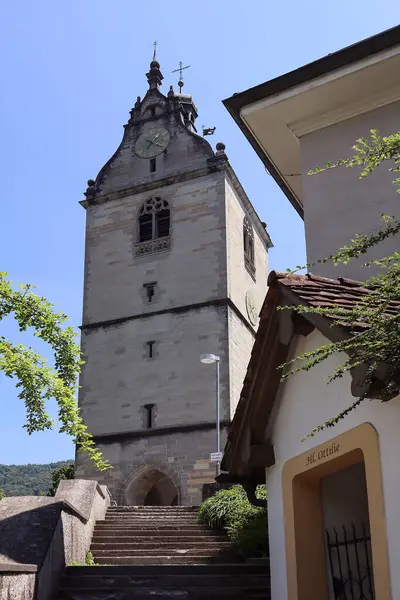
0, 460, 73, 496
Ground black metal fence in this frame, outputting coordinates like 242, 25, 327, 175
326, 522, 375, 600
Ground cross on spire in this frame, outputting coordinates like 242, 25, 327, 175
153, 41, 157, 61
172, 61, 191, 93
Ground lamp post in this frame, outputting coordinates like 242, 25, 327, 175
200, 353, 221, 476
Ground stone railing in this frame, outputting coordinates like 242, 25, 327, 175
0, 479, 111, 600
135, 236, 171, 257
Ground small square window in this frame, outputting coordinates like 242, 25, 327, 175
143, 282, 156, 302
147, 340, 155, 358
144, 403, 155, 429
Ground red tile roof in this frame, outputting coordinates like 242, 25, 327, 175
220, 270, 400, 481
267, 271, 400, 321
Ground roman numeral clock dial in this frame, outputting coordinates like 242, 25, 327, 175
134, 127, 170, 159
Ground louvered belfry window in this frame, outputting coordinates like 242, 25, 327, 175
138, 197, 170, 242
243, 216, 256, 276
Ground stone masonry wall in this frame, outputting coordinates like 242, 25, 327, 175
225, 177, 269, 320
227, 308, 257, 419
79, 305, 229, 438
82, 172, 227, 326
75, 428, 227, 506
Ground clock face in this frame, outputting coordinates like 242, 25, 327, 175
134, 127, 170, 159
245, 291, 258, 326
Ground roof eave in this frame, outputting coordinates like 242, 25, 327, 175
223, 24, 400, 220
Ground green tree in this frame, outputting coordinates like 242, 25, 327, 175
0, 488, 4, 500
0, 274, 110, 471
282, 130, 400, 437
48, 462, 75, 496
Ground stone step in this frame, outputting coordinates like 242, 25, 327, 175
107, 508, 199, 514
91, 541, 232, 551
92, 555, 240, 565
92, 535, 226, 543
92, 547, 235, 557
95, 521, 211, 531
57, 586, 269, 599
65, 564, 268, 576
105, 512, 199, 516
102, 516, 200, 522
107, 507, 198, 510
61, 573, 269, 588
101, 519, 201, 525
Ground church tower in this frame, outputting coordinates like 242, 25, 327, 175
75, 54, 272, 505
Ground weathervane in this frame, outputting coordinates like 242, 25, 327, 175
153, 41, 157, 61
172, 60, 191, 93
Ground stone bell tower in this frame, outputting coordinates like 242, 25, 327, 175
75, 53, 272, 505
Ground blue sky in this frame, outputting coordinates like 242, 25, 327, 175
0, 1, 398, 465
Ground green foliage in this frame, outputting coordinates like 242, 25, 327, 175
0, 461, 72, 496
0, 273, 110, 471
69, 551, 99, 567
282, 130, 400, 438
48, 462, 75, 496
198, 485, 268, 558
0, 488, 4, 500
85, 551, 96, 566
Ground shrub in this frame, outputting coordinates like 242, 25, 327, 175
198, 485, 268, 558
48, 462, 74, 496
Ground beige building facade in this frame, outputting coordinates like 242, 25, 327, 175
75, 57, 272, 505
221, 25, 400, 600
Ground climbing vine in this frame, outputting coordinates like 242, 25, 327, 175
281, 130, 400, 438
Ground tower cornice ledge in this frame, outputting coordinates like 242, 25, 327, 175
92, 419, 231, 445
80, 297, 257, 337
80, 165, 217, 209
81, 160, 272, 250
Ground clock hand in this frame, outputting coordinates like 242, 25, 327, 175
143, 134, 161, 148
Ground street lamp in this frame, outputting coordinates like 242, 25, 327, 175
200, 353, 221, 476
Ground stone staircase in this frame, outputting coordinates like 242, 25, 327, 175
57, 506, 270, 599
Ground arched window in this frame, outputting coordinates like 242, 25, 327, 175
138, 197, 170, 242
136, 197, 171, 257
243, 216, 256, 277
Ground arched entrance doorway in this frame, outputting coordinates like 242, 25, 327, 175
125, 466, 179, 506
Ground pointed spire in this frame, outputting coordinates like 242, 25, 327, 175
146, 41, 163, 91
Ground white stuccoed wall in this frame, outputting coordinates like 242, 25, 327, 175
300, 100, 400, 280
266, 329, 400, 600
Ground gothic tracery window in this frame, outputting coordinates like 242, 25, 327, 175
243, 216, 256, 277
136, 197, 171, 256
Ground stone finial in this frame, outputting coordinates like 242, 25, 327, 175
168, 85, 175, 98
135, 96, 141, 109
84, 179, 96, 199
215, 142, 226, 156
146, 59, 163, 91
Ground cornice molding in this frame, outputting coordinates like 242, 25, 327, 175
289, 83, 400, 137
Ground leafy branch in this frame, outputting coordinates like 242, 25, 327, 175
0, 273, 111, 471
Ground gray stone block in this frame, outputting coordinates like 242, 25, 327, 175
0, 497, 63, 570
55, 479, 98, 522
